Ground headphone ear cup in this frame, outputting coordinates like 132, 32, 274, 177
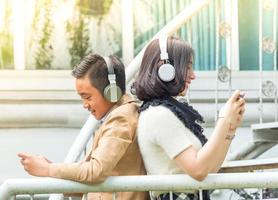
158, 63, 175, 82
103, 84, 122, 103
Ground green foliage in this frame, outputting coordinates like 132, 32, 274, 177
66, 12, 91, 68
0, 1, 13, 69
0, 31, 13, 69
77, 0, 112, 17
33, 0, 54, 69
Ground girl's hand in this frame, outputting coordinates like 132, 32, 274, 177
219, 90, 246, 130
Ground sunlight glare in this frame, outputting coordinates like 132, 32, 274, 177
13, 0, 25, 70
0, 0, 5, 30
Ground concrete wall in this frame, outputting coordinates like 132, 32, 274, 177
0, 70, 277, 199
1, 70, 277, 127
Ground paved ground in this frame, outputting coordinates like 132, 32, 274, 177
0, 128, 79, 182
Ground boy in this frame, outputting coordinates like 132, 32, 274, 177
18, 54, 148, 200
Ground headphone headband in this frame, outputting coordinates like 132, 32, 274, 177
103, 56, 122, 102
103, 56, 115, 75
159, 35, 169, 60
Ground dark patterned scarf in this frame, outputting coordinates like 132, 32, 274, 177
139, 96, 207, 146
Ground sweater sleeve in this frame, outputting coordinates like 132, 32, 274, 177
49, 113, 133, 184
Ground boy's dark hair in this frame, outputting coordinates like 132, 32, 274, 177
72, 53, 126, 95
133, 36, 194, 101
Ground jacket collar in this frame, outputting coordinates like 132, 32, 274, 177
99, 94, 135, 124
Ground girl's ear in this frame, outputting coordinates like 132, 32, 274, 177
178, 84, 186, 96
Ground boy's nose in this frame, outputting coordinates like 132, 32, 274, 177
83, 102, 89, 109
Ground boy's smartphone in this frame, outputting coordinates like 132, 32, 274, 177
238, 93, 245, 99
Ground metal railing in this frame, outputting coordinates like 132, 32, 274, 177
2, 0, 278, 199
2, 172, 278, 200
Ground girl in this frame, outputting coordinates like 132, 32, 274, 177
133, 36, 245, 200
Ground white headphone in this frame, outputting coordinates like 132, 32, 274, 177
103, 56, 122, 103
158, 35, 176, 82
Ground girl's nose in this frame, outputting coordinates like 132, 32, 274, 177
190, 71, 196, 80
187, 69, 196, 80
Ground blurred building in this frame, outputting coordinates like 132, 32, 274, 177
0, 0, 277, 199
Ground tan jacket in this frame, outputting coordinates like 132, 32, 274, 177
49, 95, 149, 200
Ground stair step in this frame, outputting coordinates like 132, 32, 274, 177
251, 122, 278, 130
251, 122, 278, 143
220, 157, 278, 173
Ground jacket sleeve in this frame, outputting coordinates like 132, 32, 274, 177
49, 113, 134, 184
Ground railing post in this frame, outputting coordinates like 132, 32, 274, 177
199, 190, 203, 200
112, 192, 116, 200
169, 191, 173, 200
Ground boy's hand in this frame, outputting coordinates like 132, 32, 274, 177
18, 152, 52, 177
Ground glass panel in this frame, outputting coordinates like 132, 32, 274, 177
263, 6, 275, 70
133, 0, 223, 71
25, 0, 122, 70
238, 0, 259, 70
2, 0, 277, 71
190, 0, 221, 71
0, 0, 14, 69
239, 0, 277, 71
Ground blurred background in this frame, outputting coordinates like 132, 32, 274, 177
0, 0, 278, 199
0, 0, 276, 70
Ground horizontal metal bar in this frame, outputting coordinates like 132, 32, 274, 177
2, 173, 278, 199
251, 122, 278, 130
15, 194, 50, 200
220, 157, 278, 173
227, 142, 276, 160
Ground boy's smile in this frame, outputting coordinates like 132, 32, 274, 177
76, 76, 114, 120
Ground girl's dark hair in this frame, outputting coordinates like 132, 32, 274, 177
133, 36, 194, 101
72, 53, 126, 95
